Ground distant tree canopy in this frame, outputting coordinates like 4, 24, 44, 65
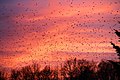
1, 58, 120, 80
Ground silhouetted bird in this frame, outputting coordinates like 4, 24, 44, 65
110, 42, 120, 56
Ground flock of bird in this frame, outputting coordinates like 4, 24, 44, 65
0, 0, 120, 68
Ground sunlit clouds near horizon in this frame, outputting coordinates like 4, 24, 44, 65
0, 0, 120, 68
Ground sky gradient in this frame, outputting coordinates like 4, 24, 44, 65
0, 0, 120, 69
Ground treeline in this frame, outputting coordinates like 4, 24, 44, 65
0, 58, 120, 80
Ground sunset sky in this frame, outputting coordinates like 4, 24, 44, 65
0, 0, 120, 69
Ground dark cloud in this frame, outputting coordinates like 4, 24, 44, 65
0, 0, 18, 4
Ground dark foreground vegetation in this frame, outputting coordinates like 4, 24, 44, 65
0, 59, 120, 80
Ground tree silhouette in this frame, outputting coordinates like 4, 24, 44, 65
97, 61, 119, 80
110, 41, 120, 57
0, 71, 6, 80
10, 63, 59, 80
108, 22, 120, 80
10, 69, 21, 80
61, 58, 96, 80
110, 24, 120, 58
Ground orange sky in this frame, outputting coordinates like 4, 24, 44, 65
0, 0, 120, 69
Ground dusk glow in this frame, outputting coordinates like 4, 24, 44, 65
0, 0, 120, 69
